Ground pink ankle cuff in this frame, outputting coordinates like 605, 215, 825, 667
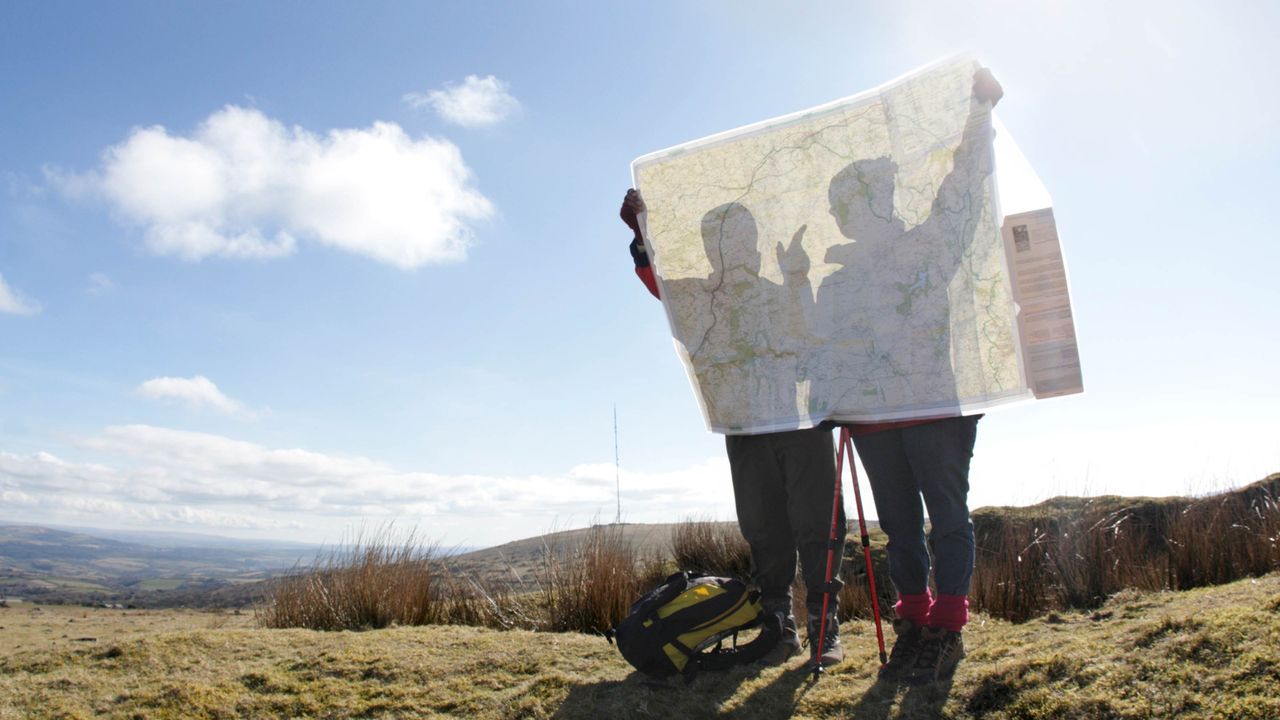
929, 594, 969, 632
894, 591, 932, 624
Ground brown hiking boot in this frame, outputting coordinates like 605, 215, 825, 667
903, 626, 965, 685
807, 617, 843, 667
758, 612, 802, 666
877, 618, 926, 681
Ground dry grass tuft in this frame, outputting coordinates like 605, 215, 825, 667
258, 527, 450, 630
669, 516, 752, 579
253, 475, 1279, 636
971, 473, 1280, 621
541, 524, 660, 634
257, 526, 528, 632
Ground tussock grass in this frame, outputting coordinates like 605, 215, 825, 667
258, 527, 529, 632
260, 524, 670, 635
541, 524, 663, 634
669, 516, 752, 579
259, 527, 452, 631
254, 475, 1279, 635
972, 473, 1280, 621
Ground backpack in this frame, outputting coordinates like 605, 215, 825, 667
606, 571, 781, 680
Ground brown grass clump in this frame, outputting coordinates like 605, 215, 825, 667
1167, 476, 1280, 588
971, 473, 1280, 621
259, 527, 448, 631
669, 516, 752, 579
540, 524, 661, 634
258, 526, 525, 631
255, 474, 1279, 635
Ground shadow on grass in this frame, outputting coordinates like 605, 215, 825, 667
551, 664, 808, 720
898, 676, 956, 718
553, 664, 956, 719
807, 674, 955, 720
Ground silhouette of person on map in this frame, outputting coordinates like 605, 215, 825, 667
665, 202, 812, 429
811, 81, 997, 417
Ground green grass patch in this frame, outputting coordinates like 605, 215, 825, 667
134, 578, 187, 591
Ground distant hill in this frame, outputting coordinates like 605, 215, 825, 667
446, 521, 703, 589
0, 520, 719, 607
0, 523, 317, 607
30, 523, 320, 551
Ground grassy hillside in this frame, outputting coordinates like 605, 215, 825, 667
2, 573, 1277, 719
446, 522, 734, 589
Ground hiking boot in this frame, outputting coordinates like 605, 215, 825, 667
903, 626, 965, 685
758, 612, 802, 666
877, 618, 926, 681
807, 617, 843, 667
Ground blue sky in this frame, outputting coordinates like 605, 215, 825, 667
2, 1, 1277, 547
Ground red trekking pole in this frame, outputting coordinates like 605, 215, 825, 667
812, 427, 888, 679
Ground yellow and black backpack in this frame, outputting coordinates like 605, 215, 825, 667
607, 571, 781, 679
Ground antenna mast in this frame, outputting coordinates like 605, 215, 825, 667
613, 404, 621, 525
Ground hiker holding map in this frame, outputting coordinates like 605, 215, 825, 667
624, 191, 844, 667
622, 60, 1049, 685
827, 67, 1003, 685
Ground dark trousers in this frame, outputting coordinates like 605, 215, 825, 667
852, 415, 980, 598
726, 428, 843, 621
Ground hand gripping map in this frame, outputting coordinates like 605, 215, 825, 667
632, 57, 1082, 434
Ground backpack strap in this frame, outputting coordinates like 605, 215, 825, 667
694, 611, 783, 672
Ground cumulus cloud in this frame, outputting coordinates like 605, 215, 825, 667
0, 273, 41, 315
54, 106, 493, 269
137, 375, 252, 417
0, 426, 735, 544
405, 75, 521, 127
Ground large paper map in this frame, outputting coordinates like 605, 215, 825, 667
633, 57, 1078, 434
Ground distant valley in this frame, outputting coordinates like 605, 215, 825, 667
0, 523, 321, 607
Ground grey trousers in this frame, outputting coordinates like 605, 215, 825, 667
852, 415, 980, 598
726, 428, 843, 621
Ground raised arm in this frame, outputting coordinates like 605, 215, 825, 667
928, 67, 1004, 268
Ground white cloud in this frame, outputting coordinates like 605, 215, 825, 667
405, 75, 521, 127
0, 273, 41, 315
137, 375, 252, 417
55, 106, 493, 269
0, 426, 736, 545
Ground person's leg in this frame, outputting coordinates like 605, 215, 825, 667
777, 429, 840, 620
851, 428, 931, 618
852, 426, 932, 680
774, 428, 843, 663
899, 415, 980, 685
901, 415, 980, 628
726, 433, 797, 618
